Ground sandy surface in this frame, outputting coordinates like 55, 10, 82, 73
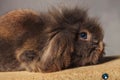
0, 56, 120, 80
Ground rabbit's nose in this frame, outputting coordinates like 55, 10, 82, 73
92, 39, 99, 44
91, 40, 99, 48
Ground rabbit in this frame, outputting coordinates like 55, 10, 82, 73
0, 7, 105, 72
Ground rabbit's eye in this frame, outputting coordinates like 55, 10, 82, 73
80, 32, 87, 39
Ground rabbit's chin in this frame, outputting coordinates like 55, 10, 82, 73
70, 41, 104, 67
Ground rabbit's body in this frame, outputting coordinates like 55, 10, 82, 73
0, 8, 105, 72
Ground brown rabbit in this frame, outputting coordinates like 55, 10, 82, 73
0, 8, 105, 72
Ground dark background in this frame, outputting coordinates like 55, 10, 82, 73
0, 0, 120, 56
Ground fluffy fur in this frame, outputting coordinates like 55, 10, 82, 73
0, 8, 105, 72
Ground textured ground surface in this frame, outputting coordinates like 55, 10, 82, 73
0, 56, 120, 80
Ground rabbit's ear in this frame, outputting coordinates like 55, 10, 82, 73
40, 32, 74, 72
